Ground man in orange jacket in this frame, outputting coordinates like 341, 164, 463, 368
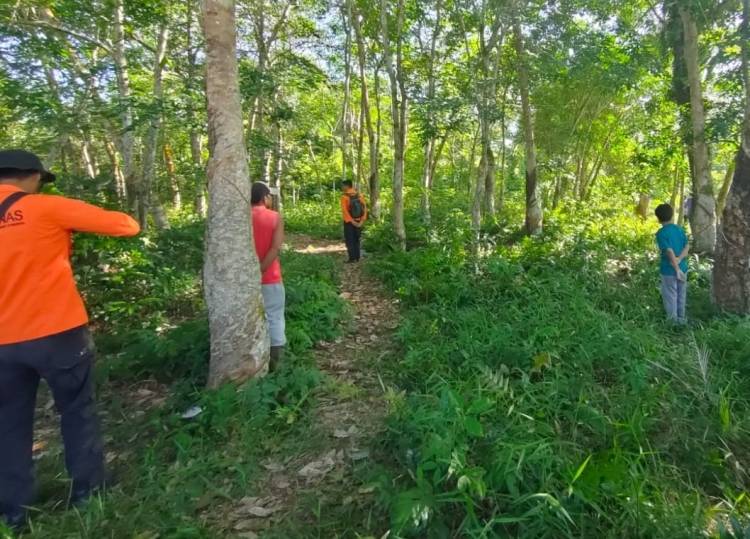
340, 180, 367, 263
0, 150, 140, 530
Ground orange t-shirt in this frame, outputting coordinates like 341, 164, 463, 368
0, 185, 140, 345
252, 205, 282, 285
340, 187, 368, 224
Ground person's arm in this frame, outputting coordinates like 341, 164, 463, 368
45, 196, 140, 236
665, 248, 687, 281
260, 215, 284, 273
677, 243, 689, 262
341, 195, 352, 223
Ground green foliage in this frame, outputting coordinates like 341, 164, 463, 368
284, 197, 343, 238
11, 218, 348, 538
362, 204, 750, 537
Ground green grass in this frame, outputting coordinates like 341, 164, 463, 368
3, 222, 347, 539
8, 199, 750, 539
352, 203, 750, 538
284, 198, 342, 239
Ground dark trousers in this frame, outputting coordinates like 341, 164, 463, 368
0, 326, 104, 517
344, 222, 362, 262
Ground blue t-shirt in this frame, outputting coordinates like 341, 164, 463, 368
656, 223, 688, 276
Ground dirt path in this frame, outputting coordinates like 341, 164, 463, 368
225, 235, 399, 537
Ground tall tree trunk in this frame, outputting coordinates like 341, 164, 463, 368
271, 120, 283, 211
381, 0, 406, 248
680, 4, 716, 253
420, 0, 443, 223
713, 0, 750, 313
105, 138, 127, 202
422, 139, 435, 222
191, 130, 207, 216
515, 20, 543, 235
142, 24, 170, 230
670, 160, 681, 209
678, 168, 687, 226
113, 0, 138, 213
351, 2, 375, 197
371, 62, 382, 219
716, 159, 736, 220
202, 0, 269, 387
80, 139, 97, 179
636, 193, 651, 219
187, 0, 207, 216
498, 83, 509, 210
341, 2, 353, 183
163, 143, 182, 209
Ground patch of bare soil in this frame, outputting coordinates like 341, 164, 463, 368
225, 235, 399, 537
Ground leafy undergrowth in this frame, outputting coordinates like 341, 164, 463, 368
284, 198, 343, 239
8, 221, 347, 539
351, 205, 750, 538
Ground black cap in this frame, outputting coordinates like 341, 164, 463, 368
0, 149, 56, 183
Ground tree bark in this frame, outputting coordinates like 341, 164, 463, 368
381, 0, 407, 248
163, 143, 182, 209
187, 0, 207, 216
105, 138, 127, 202
351, 2, 379, 207
371, 61, 382, 219
636, 193, 651, 219
202, 0, 270, 387
716, 159, 736, 220
341, 1, 353, 183
679, 4, 716, 253
80, 139, 98, 179
142, 24, 170, 230
113, 0, 138, 213
712, 0, 750, 313
271, 120, 283, 211
514, 20, 543, 235
420, 0, 443, 223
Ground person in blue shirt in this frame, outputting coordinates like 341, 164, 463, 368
654, 203, 689, 323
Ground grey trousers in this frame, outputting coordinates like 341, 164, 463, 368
661, 275, 687, 323
261, 284, 286, 347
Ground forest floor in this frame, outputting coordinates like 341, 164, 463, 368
217, 235, 399, 538
13, 234, 398, 539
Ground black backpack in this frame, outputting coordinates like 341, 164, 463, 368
349, 193, 365, 220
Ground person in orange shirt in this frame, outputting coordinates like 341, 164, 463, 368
0, 150, 140, 530
340, 180, 367, 263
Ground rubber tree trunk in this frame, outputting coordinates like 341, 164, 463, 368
381, 0, 406, 248
202, 0, 270, 388
113, 0, 138, 213
370, 63, 382, 220
340, 1, 353, 183
142, 24, 170, 230
680, 4, 716, 253
350, 1, 380, 216
419, 0, 443, 224
186, 0, 207, 217
636, 193, 651, 219
716, 159, 736, 221
163, 143, 182, 209
515, 20, 543, 235
105, 138, 127, 203
713, 0, 750, 313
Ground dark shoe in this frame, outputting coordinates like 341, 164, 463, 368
69, 473, 117, 508
269, 346, 285, 372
